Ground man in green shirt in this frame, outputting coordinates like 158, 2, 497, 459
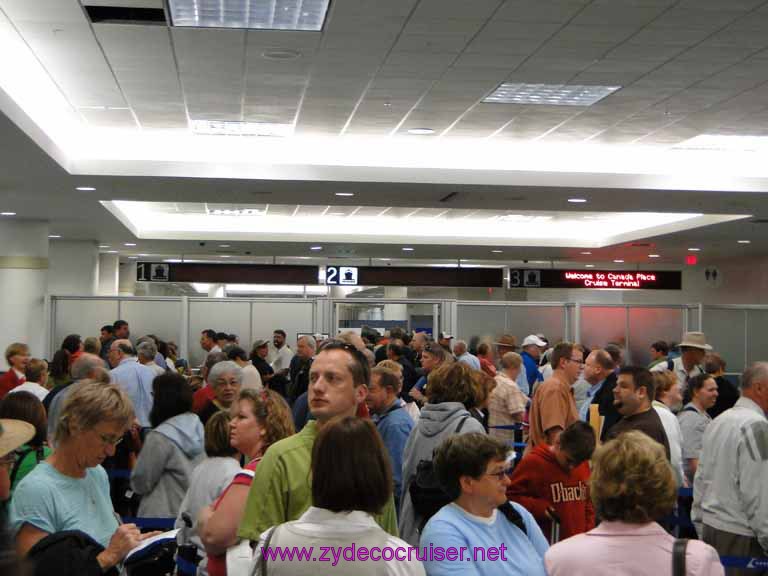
238, 340, 398, 541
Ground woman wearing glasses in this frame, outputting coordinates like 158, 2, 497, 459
9, 380, 156, 570
420, 433, 549, 576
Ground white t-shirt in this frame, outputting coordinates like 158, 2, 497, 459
8, 381, 49, 402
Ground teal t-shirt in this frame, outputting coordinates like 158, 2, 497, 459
9, 462, 119, 548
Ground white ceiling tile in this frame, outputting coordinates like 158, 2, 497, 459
495, 0, 591, 24
94, 25, 187, 129
80, 107, 137, 128
391, 34, 471, 54
410, 0, 503, 22
172, 28, 246, 120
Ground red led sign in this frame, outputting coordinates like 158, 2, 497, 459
510, 269, 681, 290
563, 271, 658, 289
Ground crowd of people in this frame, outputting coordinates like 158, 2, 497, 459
0, 319, 765, 576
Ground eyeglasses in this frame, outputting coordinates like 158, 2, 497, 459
97, 432, 124, 447
569, 357, 585, 365
485, 465, 513, 480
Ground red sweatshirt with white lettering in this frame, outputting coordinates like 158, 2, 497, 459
506, 444, 595, 542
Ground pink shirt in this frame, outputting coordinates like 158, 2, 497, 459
545, 521, 724, 576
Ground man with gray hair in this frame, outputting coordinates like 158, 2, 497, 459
453, 339, 481, 371
109, 339, 155, 428
45, 353, 111, 444
137, 340, 165, 378
287, 335, 316, 405
693, 362, 768, 574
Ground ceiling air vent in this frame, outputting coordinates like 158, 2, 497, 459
84, 6, 167, 25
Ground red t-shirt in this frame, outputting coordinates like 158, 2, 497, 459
192, 385, 215, 413
206, 458, 261, 576
506, 444, 594, 542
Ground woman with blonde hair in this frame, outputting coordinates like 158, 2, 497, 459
545, 431, 723, 575
10, 380, 156, 571
198, 388, 295, 576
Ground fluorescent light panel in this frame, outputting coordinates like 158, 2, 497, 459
191, 120, 294, 137
483, 83, 621, 106
168, 0, 330, 31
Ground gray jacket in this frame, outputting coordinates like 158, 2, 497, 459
132, 412, 205, 518
397, 402, 485, 546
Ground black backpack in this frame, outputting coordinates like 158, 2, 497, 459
409, 415, 470, 530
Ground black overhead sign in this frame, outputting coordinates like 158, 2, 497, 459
137, 262, 504, 288
136, 262, 319, 285
510, 269, 682, 290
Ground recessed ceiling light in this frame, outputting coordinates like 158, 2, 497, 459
585, 264, 595, 268
483, 83, 621, 106
107, 250, 118, 254
262, 49, 302, 61
688, 247, 701, 252
407, 128, 435, 135
491, 250, 504, 253
168, 0, 330, 31
48, 235, 61, 239
138, 253, 150, 257
220, 255, 231, 258
99, 245, 110, 248
310, 246, 323, 251
219, 244, 231, 248
613, 259, 624, 263
1, 212, 16, 216
124, 242, 137, 247
128, 256, 138, 259
76, 186, 96, 191
327, 212, 346, 216
580, 251, 592, 255
402, 247, 414, 251
648, 254, 661, 258
379, 258, 391, 261
568, 198, 587, 203
335, 192, 355, 197
737, 240, 751, 244
190, 120, 294, 138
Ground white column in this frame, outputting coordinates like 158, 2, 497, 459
47, 240, 99, 295
208, 283, 225, 298
0, 220, 48, 366
98, 253, 120, 295
119, 261, 137, 296
383, 286, 408, 323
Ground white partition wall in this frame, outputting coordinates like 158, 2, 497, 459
251, 300, 316, 351
701, 305, 768, 374
188, 299, 252, 367
456, 302, 570, 346
121, 299, 182, 348
51, 297, 120, 355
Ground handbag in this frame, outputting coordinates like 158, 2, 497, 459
226, 539, 253, 576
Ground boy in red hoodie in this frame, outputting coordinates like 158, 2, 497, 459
506, 420, 596, 542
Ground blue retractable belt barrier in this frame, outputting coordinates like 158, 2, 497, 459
176, 555, 199, 576
107, 468, 131, 480
487, 424, 524, 431
678, 487, 693, 498
122, 517, 177, 530
719, 557, 768, 569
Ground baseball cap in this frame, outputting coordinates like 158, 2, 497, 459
522, 334, 547, 347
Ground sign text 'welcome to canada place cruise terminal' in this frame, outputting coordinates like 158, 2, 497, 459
509, 269, 682, 290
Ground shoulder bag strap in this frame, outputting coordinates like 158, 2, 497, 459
8, 447, 36, 487
455, 414, 470, 433
672, 538, 688, 576
255, 525, 279, 576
